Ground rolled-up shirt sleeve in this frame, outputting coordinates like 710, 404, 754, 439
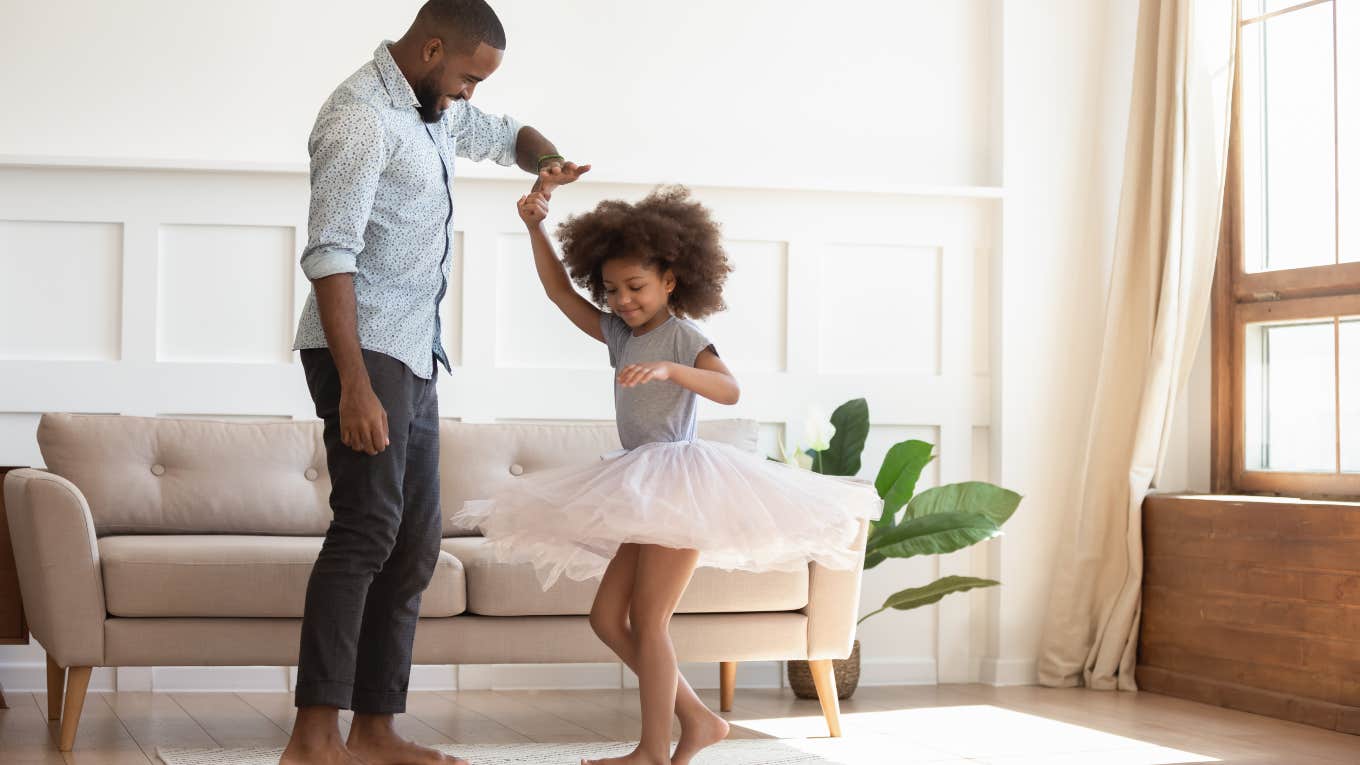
446, 100, 522, 166
299, 102, 388, 281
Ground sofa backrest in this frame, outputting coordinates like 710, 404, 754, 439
438, 419, 759, 535
36, 413, 759, 537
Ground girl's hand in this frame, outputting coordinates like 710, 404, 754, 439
617, 361, 673, 387
517, 192, 549, 227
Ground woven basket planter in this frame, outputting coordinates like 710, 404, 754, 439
787, 640, 860, 700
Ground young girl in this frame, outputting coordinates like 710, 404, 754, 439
454, 184, 879, 765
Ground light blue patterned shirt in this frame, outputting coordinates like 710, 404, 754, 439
293, 41, 522, 379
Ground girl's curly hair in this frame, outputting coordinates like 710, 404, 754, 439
556, 185, 731, 319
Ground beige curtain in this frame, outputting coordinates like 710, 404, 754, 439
1037, 0, 1238, 690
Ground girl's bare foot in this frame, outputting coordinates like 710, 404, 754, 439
672, 706, 730, 765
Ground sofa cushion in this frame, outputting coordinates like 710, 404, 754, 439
442, 537, 807, 616
438, 418, 760, 535
39, 414, 332, 536
99, 536, 466, 618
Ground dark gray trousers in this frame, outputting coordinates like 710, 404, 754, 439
295, 348, 441, 713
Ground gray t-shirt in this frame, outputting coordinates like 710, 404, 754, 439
601, 313, 717, 450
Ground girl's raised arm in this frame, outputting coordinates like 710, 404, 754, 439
517, 192, 604, 342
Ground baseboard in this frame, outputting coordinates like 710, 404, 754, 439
456, 663, 624, 691
0, 658, 954, 693
0, 662, 117, 693
979, 657, 1037, 686
624, 661, 783, 690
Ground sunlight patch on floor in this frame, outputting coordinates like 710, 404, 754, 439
728, 705, 1219, 764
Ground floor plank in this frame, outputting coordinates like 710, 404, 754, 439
56, 694, 151, 765
169, 694, 288, 749
100, 692, 216, 760
405, 692, 531, 745
0, 693, 65, 764
436, 690, 599, 743
0, 685, 1353, 764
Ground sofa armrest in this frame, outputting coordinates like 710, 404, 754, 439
3, 469, 105, 667
803, 519, 869, 660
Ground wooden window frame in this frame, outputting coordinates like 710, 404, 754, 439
1211, 0, 1360, 499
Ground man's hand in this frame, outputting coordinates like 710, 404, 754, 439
533, 160, 591, 198
339, 383, 389, 455
617, 361, 674, 388
518, 191, 550, 227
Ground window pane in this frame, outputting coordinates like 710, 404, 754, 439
1340, 0, 1359, 262
1240, 3, 1337, 272
1341, 318, 1360, 471
1245, 320, 1336, 472
1244, 0, 1329, 17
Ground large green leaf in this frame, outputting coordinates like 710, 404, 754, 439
873, 440, 935, 527
816, 398, 869, 476
865, 511, 1001, 560
858, 576, 1000, 623
902, 482, 1022, 528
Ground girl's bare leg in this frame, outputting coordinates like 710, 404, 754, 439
583, 545, 704, 765
588, 545, 728, 765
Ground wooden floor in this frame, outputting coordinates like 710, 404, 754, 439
1, 684, 1356, 764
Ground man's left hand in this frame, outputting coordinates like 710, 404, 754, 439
534, 160, 591, 198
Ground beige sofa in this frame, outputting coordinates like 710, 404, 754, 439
4, 413, 866, 751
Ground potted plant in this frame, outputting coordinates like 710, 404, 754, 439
781, 398, 1022, 699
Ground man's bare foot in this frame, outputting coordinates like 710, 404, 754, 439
672, 706, 729, 765
347, 714, 467, 765
347, 735, 465, 765
281, 706, 365, 765
279, 739, 366, 765
581, 747, 669, 765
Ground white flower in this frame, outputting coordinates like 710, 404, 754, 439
803, 408, 836, 452
778, 439, 814, 470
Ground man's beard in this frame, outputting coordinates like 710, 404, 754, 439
414, 68, 451, 124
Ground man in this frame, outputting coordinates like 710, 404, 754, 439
284, 2, 588, 764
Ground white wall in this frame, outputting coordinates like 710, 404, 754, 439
0, 0, 1146, 692
982, 0, 1141, 684
0, 0, 999, 191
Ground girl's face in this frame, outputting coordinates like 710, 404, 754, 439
602, 256, 675, 332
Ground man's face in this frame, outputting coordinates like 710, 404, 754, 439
414, 40, 503, 123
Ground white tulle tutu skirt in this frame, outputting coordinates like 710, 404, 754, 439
453, 439, 881, 588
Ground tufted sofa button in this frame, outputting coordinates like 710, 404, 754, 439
150, 464, 166, 476
304, 467, 319, 481
509, 463, 524, 476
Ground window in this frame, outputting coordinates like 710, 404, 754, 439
1213, 0, 1360, 498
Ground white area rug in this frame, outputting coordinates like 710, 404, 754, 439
156, 740, 842, 764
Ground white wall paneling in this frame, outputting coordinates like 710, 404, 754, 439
157, 223, 296, 364
0, 219, 123, 361
0, 162, 998, 691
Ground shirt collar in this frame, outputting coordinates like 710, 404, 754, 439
374, 41, 420, 109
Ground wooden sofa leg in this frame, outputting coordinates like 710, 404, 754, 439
720, 661, 736, 712
46, 655, 66, 721
807, 659, 843, 737
57, 667, 91, 752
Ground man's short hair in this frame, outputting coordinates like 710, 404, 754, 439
419, 0, 507, 53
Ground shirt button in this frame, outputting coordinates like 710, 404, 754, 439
304, 468, 319, 481
150, 464, 166, 477
509, 464, 524, 476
